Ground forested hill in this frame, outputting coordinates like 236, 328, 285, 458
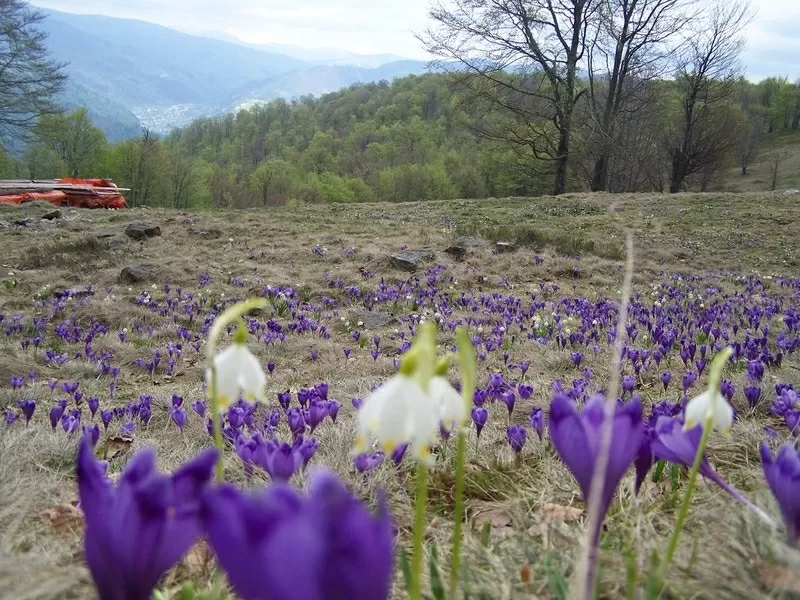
4, 72, 799, 208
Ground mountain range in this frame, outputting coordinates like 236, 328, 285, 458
35, 7, 430, 140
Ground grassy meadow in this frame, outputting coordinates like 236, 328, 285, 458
0, 191, 799, 599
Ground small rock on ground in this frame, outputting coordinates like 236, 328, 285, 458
41, 209, 61, 220
119, 265, 153, 283
125, 222, 161, 240
390, 250, 433, 272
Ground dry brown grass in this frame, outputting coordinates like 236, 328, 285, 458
0, 192, 798, 600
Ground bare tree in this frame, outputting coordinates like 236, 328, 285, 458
664, 0, 752, 193
586, 0, 692, 191
768, 151, 785, 191
0, 0, 67, 148
420, 0, 600, 195
121, 129, 160, 207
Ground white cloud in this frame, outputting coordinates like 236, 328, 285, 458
33, 0, 800, 76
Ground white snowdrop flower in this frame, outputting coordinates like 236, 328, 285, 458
356, 374, 439, 461
683, 389, 733, 436
683, 347, 734, 436
207, 343, 266, 411
430, 376, 466, 430
358, 320, 364, 326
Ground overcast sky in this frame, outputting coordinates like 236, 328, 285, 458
33, 0, 799, 80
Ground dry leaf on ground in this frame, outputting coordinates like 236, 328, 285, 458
756, 561, 800, 593
101, 435, 132, 460
540, 503, 583, 522
40, 503, 84, 538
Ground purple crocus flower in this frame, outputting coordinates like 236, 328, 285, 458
120, 421, 136, 438
661, 372, 672, 391
62, 414, 80, 433
390, 443, 408, 466
647, 417, 752, 504
720, 380, 735, 402
785, 411, 800, 437
327, 400, 341, 423
50, 404, 64, 431
682, 370, 697, 393
267, 362, 275, 375
354, 452, 384, 473
472, 407, 488, 438
519, 360, 529, 378
308, 400, 329, 433
507, 425, 527, 453
518, 383, 533, 399
10, 375, 24, 390
570, 352, 584, 368
82, 424, 100, 447
87, 397, 99, 419
489, 372, 504, 390
265, 442, 303, 482
77, 436, 218, 600
171, 394, 184, 408
201, 469, 394, 600
227, 407, 245, 429
296, 436, 319, 468
343, 347, 352, 359
310, 349, 319, 361
192, 400, 206, 418
621, 375, 636, 395
277, 390, 292, 412
370, 349, 379, 361
4, 409, 17, 425
500, 391, 516, 416
747, 360, 765, 382
530, 408, 544, 440
171, 407, 187, 432
760, 442, 800, 546
287, 408, 306, 438
17, 399, 35, 425
744, 386, 762, 408
100, 409, 113, 431
549, 393, 643, 542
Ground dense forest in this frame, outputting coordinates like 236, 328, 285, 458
1, 0, 799, 207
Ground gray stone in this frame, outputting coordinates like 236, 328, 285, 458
444, 244, 467, 260
41, 209, 61, 220
119, 265, 153, 283
495, 241, 516, 253
784, 189, 800, 195
107, 236, 130, 250
125, 222, 161, 240
96, 229, 117, 238
454, 236, 486, 248
350, 309, 399, 329
390, 250, 433, 272
189, 227, 221, 238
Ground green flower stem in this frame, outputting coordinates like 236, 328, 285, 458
660, 415, 713, 575
449, 429, 467, 599
208, 364, 225, 481
205, 298, 267, 482
410, 461, 429, 600
450, 327, 477, 600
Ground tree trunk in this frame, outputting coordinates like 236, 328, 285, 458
591, 156, 609, 192
553, 129, 570, 195
669, 156, 684, 193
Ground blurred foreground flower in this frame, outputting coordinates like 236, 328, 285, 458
201, 469, 394, 600
761, 442, 800, 546
76, 436, 218, 600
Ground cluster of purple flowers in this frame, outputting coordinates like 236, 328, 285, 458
76, 435, 394, 600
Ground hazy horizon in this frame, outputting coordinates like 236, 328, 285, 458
32, 0, 800, 81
